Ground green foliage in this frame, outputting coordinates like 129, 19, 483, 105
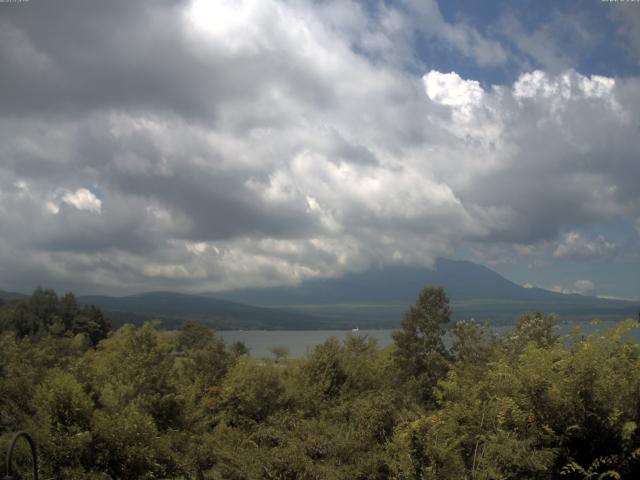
271, 344, 290, 363
450, 318, 493, 365
509, 311, 559, 351
32, 370, 94, 477
220, 359, 287, 427
392, 286, 452, 405
298, 337, 347, 405
177, 319, 215, 352
84, 323, 183, 431
91, 404, 174, 478
2, 287, 640, 479
229, 339, 250, 357
0, 288, 111, 344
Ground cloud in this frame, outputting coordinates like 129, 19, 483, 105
48, 188, 102, 214
609, 4, 640, 63
573, 279, 595, 295
553, 232, 618, 261
424, 71, 484, 107
513, 244, 538, 257
0, 0, 639, 294
547, 279, 595, 296
495, 10, 595, 73
403, 0, 508, 67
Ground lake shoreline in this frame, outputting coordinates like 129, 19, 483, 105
218, 319, 636, 358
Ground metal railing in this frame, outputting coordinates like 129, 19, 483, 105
4, 431, 38, 480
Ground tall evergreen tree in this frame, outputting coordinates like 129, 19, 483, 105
392, 286, 452, 405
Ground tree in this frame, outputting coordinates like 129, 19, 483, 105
229, 340, 250, 357
299, 337, 346, 403
32, 370, 94, 478
509, 311, 558, 352
71, 305, 111, 345
392, 286, 451, 405
451, 319, 493, 365
0, 289, 110, 343
270, 345, 289, 363
85, 323, 181, 431
220, 360, 286, 426
58, 292, 80, 331
176, 320, 214, 352
30, 287, 59, 330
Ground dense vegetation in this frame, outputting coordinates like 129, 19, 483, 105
1, 287, 640, 479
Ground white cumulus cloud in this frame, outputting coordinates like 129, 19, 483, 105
47, 188, 102, 215
61, 189, 102, 214
553, 233, 618, 261
573, 279, 595, 294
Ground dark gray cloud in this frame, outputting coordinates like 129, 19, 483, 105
0, 0, 339, 124
0, 0, 639, 295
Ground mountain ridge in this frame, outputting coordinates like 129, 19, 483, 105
0, 289, 29, 302
3, 259, 637, 328
209, 258, 638, 323
77, 291, 334, 330
210, 258, 629, 305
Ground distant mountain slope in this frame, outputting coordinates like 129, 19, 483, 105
211, 259, 593, 304
4, 259, 637, 329
78, 291, 334, 330
0, 289, 28, 302
211, 258, 639, 324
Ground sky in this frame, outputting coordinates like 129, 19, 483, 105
0, 0, 639, 299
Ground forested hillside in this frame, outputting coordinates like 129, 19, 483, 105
1, 288, 640, 479
77, 291, 331, 330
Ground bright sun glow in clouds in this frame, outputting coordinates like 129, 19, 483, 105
185, 0, 255, 42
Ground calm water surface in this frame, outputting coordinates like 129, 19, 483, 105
219, 321, 633, 358
219, 329, 394, 358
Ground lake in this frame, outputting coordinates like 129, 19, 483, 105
218, 321, 636, 357
219, 329, 395, 357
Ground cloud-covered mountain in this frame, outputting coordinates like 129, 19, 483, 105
213, 259, 639, 324
212, 258, 625, 304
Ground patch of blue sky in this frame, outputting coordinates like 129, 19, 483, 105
418, 0, 639, 85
